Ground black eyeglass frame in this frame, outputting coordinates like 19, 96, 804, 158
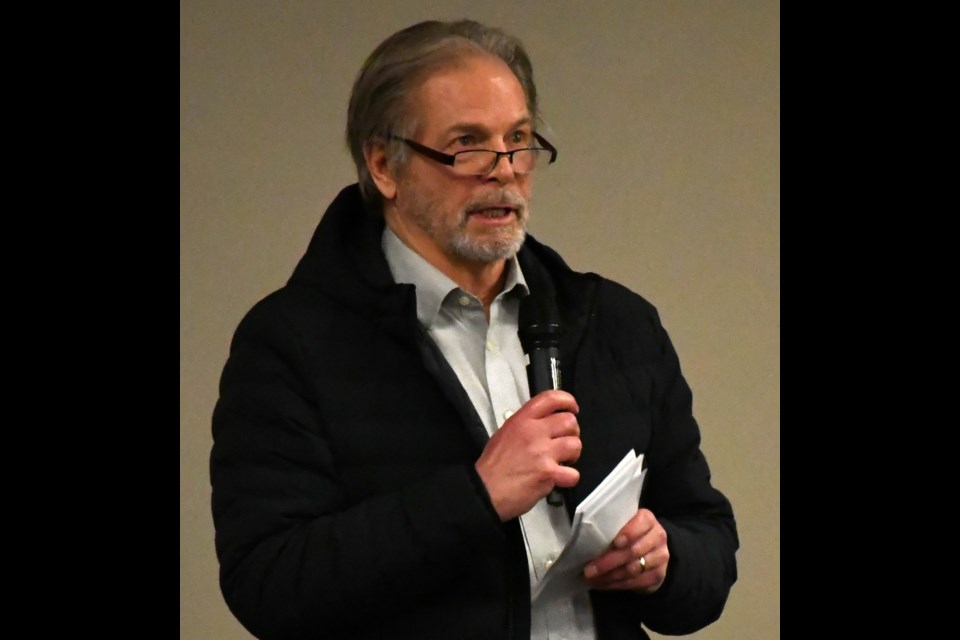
388, 133, 558, 174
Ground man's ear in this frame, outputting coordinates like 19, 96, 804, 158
364, 139, 398, 201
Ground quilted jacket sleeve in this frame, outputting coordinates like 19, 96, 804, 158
210, 298, 505, 639
592, 282, 739, 636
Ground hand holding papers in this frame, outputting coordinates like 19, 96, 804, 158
532, 450, 646, 602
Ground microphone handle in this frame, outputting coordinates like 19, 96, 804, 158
526, 346, 562, 394
526, 346, 565, 507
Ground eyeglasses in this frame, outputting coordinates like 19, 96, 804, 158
389, 133, 558, 176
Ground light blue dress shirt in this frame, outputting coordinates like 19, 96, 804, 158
383, 227, 596, 640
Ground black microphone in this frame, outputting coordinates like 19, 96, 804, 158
518, 295, 566, 507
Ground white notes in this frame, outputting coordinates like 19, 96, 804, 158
532, 450, 646, 602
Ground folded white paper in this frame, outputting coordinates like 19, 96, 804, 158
532, 449, 646, 602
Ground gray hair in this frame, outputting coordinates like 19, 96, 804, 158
346, 20, 540, 212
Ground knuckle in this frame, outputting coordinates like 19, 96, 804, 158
535, 459, 554, 478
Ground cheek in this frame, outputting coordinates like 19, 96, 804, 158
515, 176, 534, 198
447, 186, 475, 213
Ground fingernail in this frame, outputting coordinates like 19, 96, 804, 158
614, 535, 628, 549
583, 564, 598, 579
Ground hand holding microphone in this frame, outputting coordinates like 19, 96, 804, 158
519, 294, 570, 507
474, 295, 581, 521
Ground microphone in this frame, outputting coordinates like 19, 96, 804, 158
518, 295, 565, 507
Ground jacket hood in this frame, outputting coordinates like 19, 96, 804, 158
288, 183, 597, 351
289, 185, 398, 308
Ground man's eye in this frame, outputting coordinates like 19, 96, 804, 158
510, 131, 528, 144
456, 135, 476, 146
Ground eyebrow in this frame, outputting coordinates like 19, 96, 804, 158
440, 116, 533, 139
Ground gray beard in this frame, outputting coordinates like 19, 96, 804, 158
448, 223, 527, 262
406, 187, 530, 263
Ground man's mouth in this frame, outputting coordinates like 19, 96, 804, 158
470, 207, 515, 219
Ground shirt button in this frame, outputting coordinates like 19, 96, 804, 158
544, 558, 555, 570
503, 410, 513, 420
486, 339, 498, 352
458, 295, 471, 306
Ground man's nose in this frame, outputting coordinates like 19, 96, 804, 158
485, 151, 517, 184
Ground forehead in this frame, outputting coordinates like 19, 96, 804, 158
411, 55, 530, 140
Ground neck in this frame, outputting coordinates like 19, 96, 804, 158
385, 213, 508, 314
450, 259, 508, 310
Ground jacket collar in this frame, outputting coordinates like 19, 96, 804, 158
383, 225, 529, 329
289, 184, 598, 360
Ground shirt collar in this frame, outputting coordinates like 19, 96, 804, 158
381, 226, 528, 327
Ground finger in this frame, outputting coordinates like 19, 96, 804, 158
585, 546, 667, 586
584, 555, 665, 589
622, 519, 668, 562
524, 389, 579, 418
589, 542, 645, 577
582, 548, 635, 579
552, 464, 580, 488
545, 411, 580, 438
551, 435, 582, 464
587, 557, 667, 592
610, 509, 657, 550
588, 557, 648, 584
583, 522, 666, 580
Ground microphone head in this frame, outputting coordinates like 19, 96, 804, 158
518, 295, 563, 352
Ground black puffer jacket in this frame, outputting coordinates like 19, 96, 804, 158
211, 184, 738, 640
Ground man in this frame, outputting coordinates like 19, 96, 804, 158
211, 19, 737, 640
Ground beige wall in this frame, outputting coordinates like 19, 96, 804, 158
180, 2, 780, 638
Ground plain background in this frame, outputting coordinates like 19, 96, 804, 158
180, 1, 780, 638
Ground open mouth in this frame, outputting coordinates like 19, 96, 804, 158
470, 207, 515, 219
